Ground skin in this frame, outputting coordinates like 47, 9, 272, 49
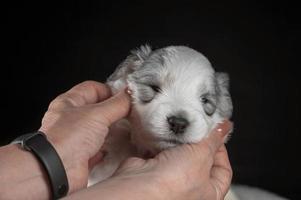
0, 81, 232, 200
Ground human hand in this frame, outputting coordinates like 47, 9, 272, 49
107, 120, 232, 200
39, 81, 131, 193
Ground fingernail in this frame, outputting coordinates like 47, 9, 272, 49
116, 87, 132, 103
214, 120, 233, 137
125, 87, 133, 95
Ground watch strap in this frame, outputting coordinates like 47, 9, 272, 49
12, 132, 69, 199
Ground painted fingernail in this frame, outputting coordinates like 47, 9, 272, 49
125, 87, 133, 95
214, 120, 233, 137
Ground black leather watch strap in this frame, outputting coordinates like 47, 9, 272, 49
12, 132, 69, 199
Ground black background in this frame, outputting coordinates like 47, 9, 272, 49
3, 1, 300, 199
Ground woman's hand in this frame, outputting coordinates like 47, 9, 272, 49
64, 121, 232, 200
0, 81, 131, 200
39, 81, 131, 192
113, 121, 232, 200
0, 80, 232, 200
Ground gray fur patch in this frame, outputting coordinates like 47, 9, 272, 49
215, 72, 233, 118
107, 44, 152, 83
201, 92, 217, 116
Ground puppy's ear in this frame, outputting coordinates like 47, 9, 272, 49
215, 72, 233, 118
107, 45, 152, 93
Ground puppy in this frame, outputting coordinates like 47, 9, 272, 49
88, 45, 233, 187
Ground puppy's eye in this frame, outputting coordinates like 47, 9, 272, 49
149, 85, 161, 93
137, 84, 160, 104
201, 97, 209, 104
201, 96, 216, 116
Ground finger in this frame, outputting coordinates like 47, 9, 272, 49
113, 157, 147, 176
91, 88, 131, 126
213, 145, 231, 169
68, 81, 112, 104
50, 81, 111, 109
210, 145, 233, 197
195, 120, 232, 157
88, 150, 106, 171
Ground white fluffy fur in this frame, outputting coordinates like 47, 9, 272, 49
110, 45, 232, 153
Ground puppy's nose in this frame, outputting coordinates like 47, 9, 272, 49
167, 116, 189, 134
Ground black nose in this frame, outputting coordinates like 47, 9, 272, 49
167, 116, 189, 134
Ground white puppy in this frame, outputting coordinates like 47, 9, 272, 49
88, 45, 235, 198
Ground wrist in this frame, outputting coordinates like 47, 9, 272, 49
43, 132, 89, 193
39, 127, 92, 192
0, 144, 51, 200
7, 133, 86, 199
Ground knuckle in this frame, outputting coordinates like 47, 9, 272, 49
81, 80, 98, 86
49, 94, 68, 109
78, 80, 103, 90
48, 99, 62, 110
40, 110, 62, 129
49, 93, 80, 108
225, 167, 233, 183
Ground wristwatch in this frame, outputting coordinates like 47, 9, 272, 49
12, 131, 69, 199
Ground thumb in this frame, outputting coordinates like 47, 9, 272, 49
92, 88, 131, 126
194, 120, 233, 157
